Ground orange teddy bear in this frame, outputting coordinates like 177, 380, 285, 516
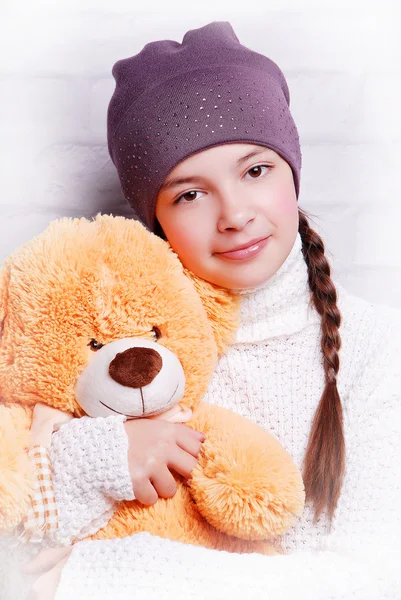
0, 214, 304, 555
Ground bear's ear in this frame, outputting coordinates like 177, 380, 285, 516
184, 269, 240, 357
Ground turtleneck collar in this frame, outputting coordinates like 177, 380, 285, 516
230, 232, 321, 343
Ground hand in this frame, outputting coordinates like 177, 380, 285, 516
124, 418, 205, 506
22, 546, 72, 600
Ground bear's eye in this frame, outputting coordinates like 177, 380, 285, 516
88, 338, 104, 351
152, 326, 162, 341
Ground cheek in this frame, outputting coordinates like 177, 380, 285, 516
269, 184, 298, 222
169, 228, 195, 256
164, 214, 208, 265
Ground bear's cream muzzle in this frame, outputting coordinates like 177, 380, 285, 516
75, 338, 186, 419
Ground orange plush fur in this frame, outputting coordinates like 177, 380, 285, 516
0, 214, 305, 553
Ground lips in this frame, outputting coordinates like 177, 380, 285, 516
217, 236, 270, 254
214, 235, 271, 261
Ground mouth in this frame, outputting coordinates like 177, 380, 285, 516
99, 382, 180, 419
215, 235, 271, 261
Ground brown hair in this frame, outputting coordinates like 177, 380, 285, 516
298, 208, 345, 524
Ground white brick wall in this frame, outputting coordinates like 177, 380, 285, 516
1, 1, 400, 307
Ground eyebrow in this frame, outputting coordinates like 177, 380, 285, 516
159, 146, 271, 192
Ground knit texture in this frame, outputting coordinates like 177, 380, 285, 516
49, 414, 135, 546
1, 233, 400, 599
54, 531, 396, 600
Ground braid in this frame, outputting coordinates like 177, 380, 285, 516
298, 208, 345, 524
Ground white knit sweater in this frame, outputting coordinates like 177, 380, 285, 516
1, 233, 401, 600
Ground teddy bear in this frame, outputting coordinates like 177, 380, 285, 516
0, 214, 305, 555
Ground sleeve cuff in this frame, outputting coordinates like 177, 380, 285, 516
49, 415, 134, 544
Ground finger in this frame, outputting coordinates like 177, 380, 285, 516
161, 407, 193, 423
168, 446, 199, 480
175, 423, 205, 442
174, 426, 205, 458
132, 477, 159, 506
21, 546, 72, 575
171, 408, 193, 423
150, 464, 177, 499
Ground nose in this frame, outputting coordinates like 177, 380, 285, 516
216, 188, 256, 232
109, 347, 163, 388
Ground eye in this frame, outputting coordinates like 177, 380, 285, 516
246, 164, 271, 179
88, 338, 104, 351
152, 326, 162, 340
174, 190, 203, 205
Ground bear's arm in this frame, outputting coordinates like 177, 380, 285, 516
0, 403, 35, 531
187, 401, 305, 540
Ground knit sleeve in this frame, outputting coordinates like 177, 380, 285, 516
47, 415, 135, 546
54, 306, 401, 599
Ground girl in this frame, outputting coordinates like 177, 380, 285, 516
19, 20, 401, 600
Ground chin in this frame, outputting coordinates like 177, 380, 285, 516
214, 269, 274, 291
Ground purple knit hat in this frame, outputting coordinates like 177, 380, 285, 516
107, 21, 302, 233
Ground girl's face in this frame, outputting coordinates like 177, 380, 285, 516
155, 143, 299, 290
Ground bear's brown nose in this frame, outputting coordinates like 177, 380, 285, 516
108, 347, 163, 388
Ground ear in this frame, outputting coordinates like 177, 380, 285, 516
184, 268, 240, 357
